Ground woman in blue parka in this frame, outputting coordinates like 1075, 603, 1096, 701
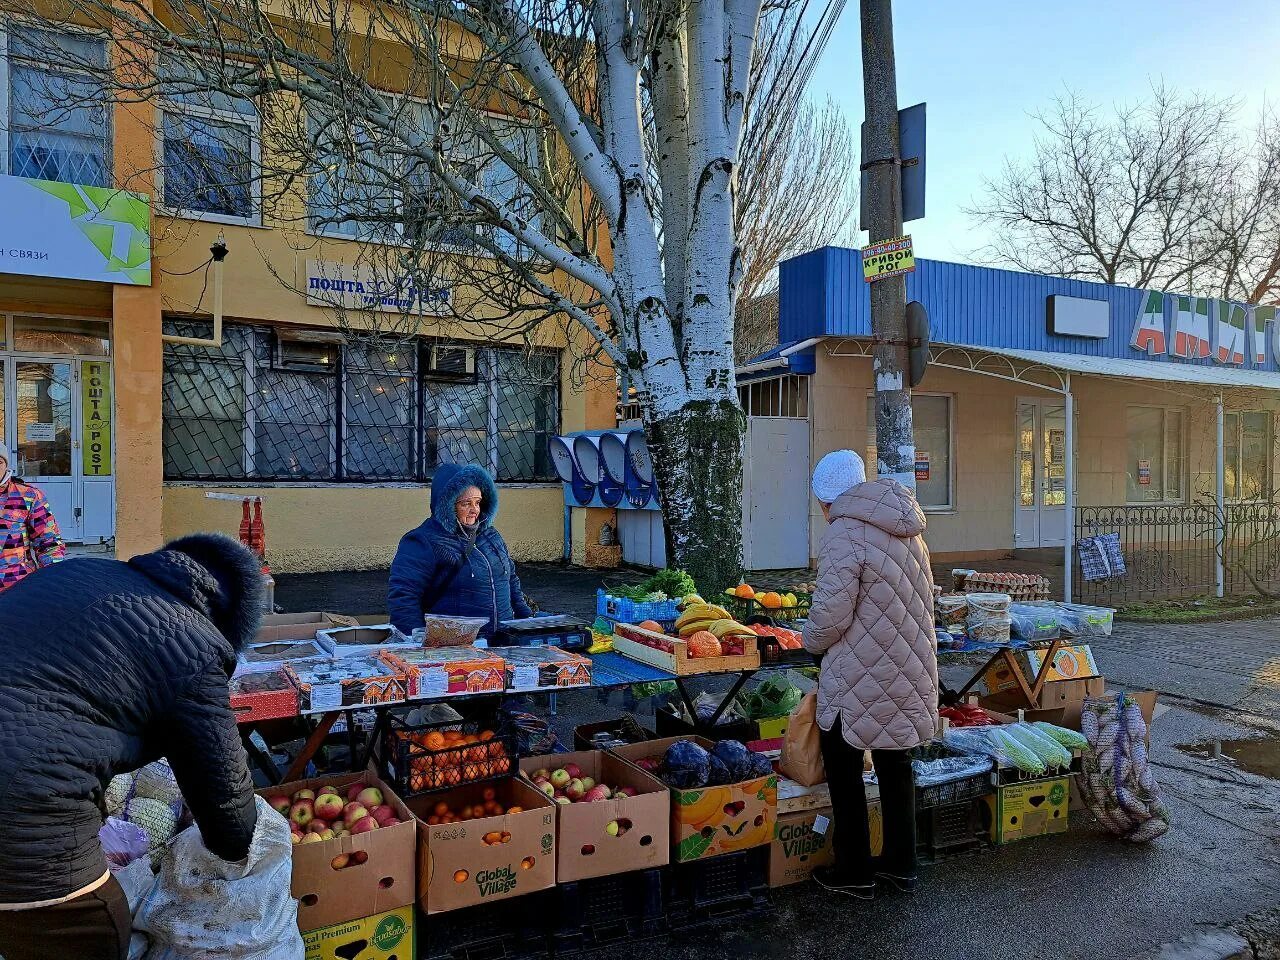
388, 463, 532, 638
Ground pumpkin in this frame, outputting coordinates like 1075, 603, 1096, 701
686, 631, 723, 658
734, 583, 756, 599
759, 591, 783, 609
637, 620, 665, 633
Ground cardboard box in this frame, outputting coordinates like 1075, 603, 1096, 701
985, 776, 1069, 844
756, 716, 790, 740
239, 641, 329, 671
519, 750, 671, 882
984, 645, 1099, 695
316, 624, 407, 658
257, 772, 415, 932
487, 645, 593, 690
284, 657, 412, 713
229, 666, 298, 724
258, 612, 358, 644
380, 646, 506, 699
612, 736, 778, 863
768, 802, 882, 887
610, 625, 760, 676
302, 905, 414, 960
981, 675, 1106, 728
410, 778, 557, 914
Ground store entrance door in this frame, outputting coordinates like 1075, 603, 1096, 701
1015, 398, 1067, 549
3, 356, 115, 544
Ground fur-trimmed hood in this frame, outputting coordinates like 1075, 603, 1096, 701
430, 463, 500, 535
128, 533, 265, 651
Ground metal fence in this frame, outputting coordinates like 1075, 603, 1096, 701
1073, 502, 1280, 605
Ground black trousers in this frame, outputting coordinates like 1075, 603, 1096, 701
0, 875, 131, 960
819, 717, 918, 883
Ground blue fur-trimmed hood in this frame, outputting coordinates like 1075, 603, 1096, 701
430, 463, 499, 535
128, 533, 265, 651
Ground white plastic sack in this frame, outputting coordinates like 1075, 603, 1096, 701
134, 796, 303, 960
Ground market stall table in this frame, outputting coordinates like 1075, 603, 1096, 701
939, 636, 1068, 708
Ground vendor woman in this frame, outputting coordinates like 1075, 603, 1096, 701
388, 462, 532, 638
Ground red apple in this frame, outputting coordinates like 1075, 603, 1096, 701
614, 786, 637, 798
350, 816, 380, 834
582, 785, 610, 803
356, 787, 384, 809
550, 769, 571, 789
343, 803, 369, 827
579, 777, 596, 792
563, 763, 583, 780
565, 779, 586, 801
346, 783, 365, 802
306, 820, 329, 835
289, 799, 314, 828
377, 815, 400, 827
314, 794, 345, 821
266, 795, 291, 814
531, 768, 550, 782
292, 789, 316, 802
537, 781, 555, 798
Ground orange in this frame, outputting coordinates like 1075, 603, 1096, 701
424, 731, 447, 750
759, 591, 783, 609
446, 768, 463, 785
478, 730, 495, 741
520, 857, 535, 870
506, 806, 522, 815
427, 815, 440, 825
734, 583, 756, 599
463, 733, 479, 744
433, 801, 449, 817
481, 787, 496, 802
444, 730, 464, 743
454, 870, 468, 883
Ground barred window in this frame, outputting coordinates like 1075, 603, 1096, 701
162, 321, 559, 482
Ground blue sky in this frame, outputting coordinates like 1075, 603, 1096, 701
808, 1, 1280, 264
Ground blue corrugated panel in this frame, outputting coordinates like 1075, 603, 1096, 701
776, 247, 1280, 371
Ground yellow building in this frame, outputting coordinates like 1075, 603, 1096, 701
0, 20, 615, 570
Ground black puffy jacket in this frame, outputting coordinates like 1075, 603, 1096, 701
0, 534, 263, 905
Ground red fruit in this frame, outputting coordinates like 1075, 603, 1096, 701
266, 795, 291, 814
343, 803, 370, 827
350, 816, 379, 834
289, 800, 314, 828
346, 783, 364, 802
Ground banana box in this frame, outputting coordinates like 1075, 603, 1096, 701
302, 905, 414, 960
612, 736, 778, 863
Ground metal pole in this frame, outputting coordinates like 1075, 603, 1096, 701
1216, 395, 1225, 598
1064, 377, 1074, 603
860, 0, 914, 487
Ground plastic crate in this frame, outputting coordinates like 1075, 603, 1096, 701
550, 868, 665, 954
596, 590, 680, 625
916, 798, 988, 862
912, 743, 995, 810
378, 711, 518, 798
421, 894, 550, 960
664, 847, 772, 930
723, 593, 811, 624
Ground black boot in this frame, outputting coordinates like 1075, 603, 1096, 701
813, 866, 875, 900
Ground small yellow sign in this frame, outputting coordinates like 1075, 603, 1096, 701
81, 360, 113, 476
861, 235, 916, 282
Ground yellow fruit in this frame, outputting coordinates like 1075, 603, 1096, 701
782, 593, 798, 608
724, 588, 737, 597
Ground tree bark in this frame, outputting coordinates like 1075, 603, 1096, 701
645, 398, 746, 592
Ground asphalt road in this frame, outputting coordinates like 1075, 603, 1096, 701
275, 565, 1280, 960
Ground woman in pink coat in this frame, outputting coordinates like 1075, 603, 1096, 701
802, 449, 939, 899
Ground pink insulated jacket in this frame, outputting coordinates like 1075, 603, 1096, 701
802, 478, 939, 750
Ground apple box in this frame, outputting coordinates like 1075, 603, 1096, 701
408, 778, 556, 914
257, 612, 359, 643
611, 737, 778, 863
257, 771, 415, 932
519, 750, 670, 882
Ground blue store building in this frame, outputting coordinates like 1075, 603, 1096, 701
736, 247, 1280, 603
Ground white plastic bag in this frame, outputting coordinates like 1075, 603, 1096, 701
135, 796, 303, 960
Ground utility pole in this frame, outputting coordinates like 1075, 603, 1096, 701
860, 0, 914, 487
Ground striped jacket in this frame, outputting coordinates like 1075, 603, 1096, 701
0, 478, 66, 591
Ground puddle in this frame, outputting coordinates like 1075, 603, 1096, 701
1177, 737, 1280, 780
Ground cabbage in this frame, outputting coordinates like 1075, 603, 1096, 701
707, 754, 734, 786
711, 740, 756, 782
661, 740, 711, 788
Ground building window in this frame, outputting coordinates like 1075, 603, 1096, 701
161, 321, 559, 482
158, 56, 259, 222
738, 375, 809, 418
1126, 406, 1184, 503
1225, 411, 1274, 502
2, 27, 110, 185
865, 393, 952, 510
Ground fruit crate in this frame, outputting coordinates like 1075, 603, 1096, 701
722, 592, 811, 624
912, 743, 996, 809
596, 589, 680, 625
378, 711, 517, 798
611, 624, 760, 676
746, 621, 814, 666
550, 867, 666, 954
916, 798, 989, 862
421, 892, 550, 960
664, 846, 772, 930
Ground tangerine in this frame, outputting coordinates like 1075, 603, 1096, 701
454, 870, 468, 883
506, 806, 522, 815
433, 801, 449, 817
520, 857, 535, 870
481, 787, 496, 802
427, 815, 440, 825
759, 591, 783, 609
424, 731, 447, 750
734, 582, 756, 599
478, 730, 495, 741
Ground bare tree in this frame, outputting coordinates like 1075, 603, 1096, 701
734, 0, 856, 361
969, 86, 1237, 290
8, 0, 843, 587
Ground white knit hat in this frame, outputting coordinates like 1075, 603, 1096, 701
0, 441, 8, 464
811, 449, 867, 504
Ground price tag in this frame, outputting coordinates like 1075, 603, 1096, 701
418, 668, 448, 698
308, 683, 343, 712
512, 666, 539, 689
812, 814, 830, 836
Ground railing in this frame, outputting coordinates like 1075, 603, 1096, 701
1073, 502, 1280, 605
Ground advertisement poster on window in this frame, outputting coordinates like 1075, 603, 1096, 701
82, 361, 113, 476
0, 175, 151, 285
1137, 459, 1151, 486
914, 452, 931, 482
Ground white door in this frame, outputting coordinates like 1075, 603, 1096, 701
743, 417, 810, 569
1015, 398, 1068, 549
4, 357, 116, 544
